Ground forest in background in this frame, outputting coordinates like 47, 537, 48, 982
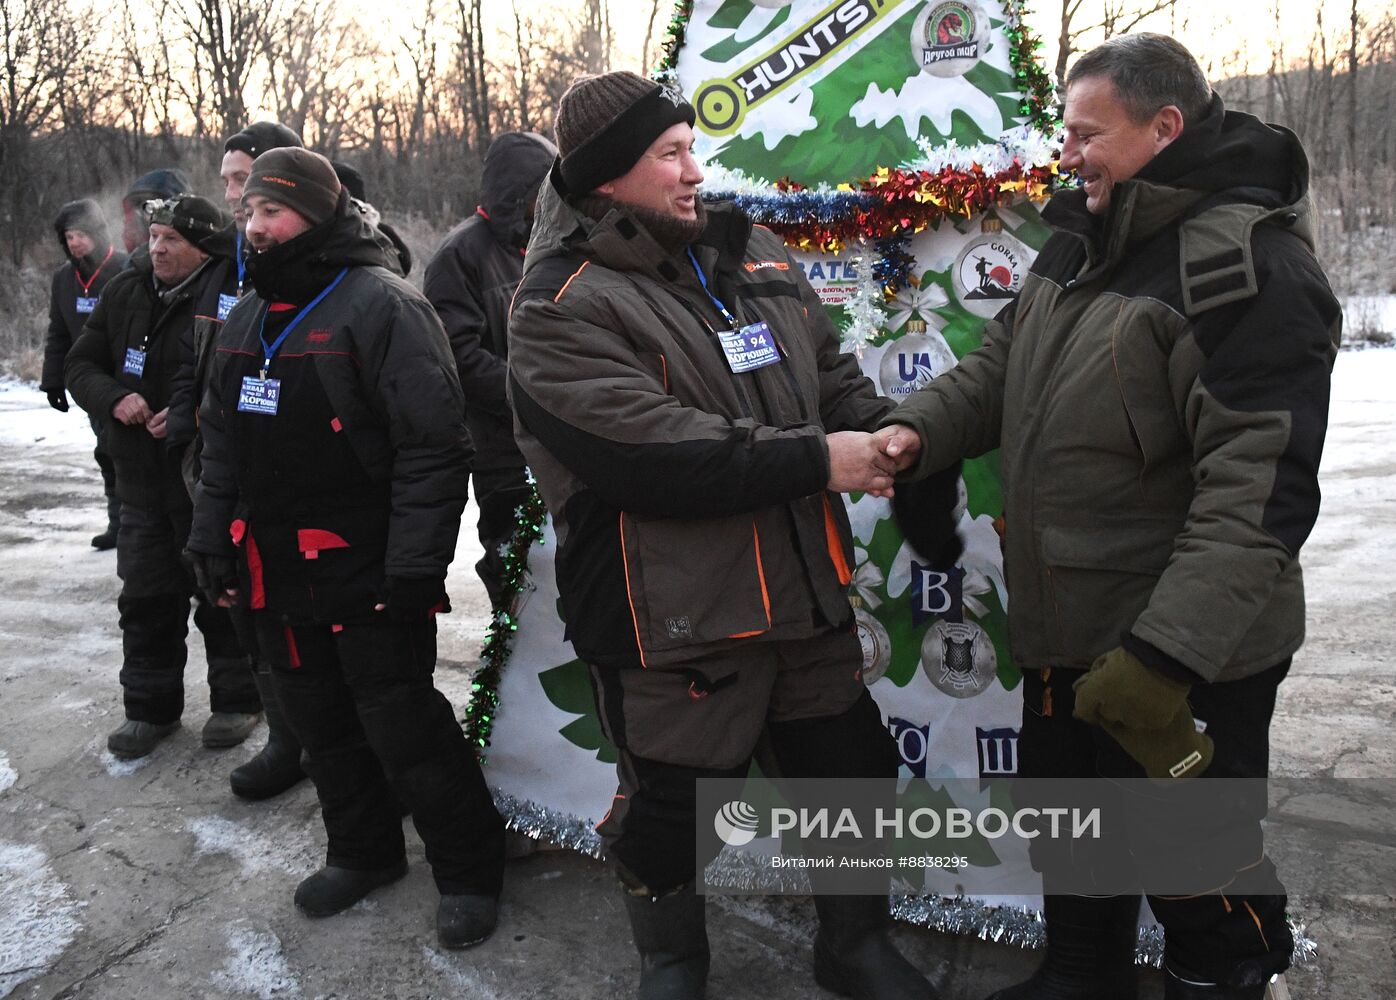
2, 0, 1393, 373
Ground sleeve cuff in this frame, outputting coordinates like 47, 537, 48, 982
1122, 632, 1203, 685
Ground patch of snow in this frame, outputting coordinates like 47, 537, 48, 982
186, 817, 313, 877
211, 925, 300, 999
0, 381, 99, 450
421, 946, 501, 998
0, 753, 14, 793
0, 842, 82, 999
95, 739, 150, 777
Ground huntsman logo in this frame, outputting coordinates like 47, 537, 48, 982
692, 0, 893, 137
714, 800, 760, 846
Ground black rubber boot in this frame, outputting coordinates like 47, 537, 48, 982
622, 883, 710, 1000
293, 860, 408, 917
812, 895, 939, 999
984, 895, 1141, 1000
437, 893, 499, 949
91, 496, 120, 550
230, 667, 306, 800
107, 719, 179, 759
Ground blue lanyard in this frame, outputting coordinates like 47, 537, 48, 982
235, 231, 246, 293
257, 268, 349, 377
686, 248, 738, 329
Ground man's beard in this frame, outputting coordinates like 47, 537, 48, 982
576, 195, 708, 254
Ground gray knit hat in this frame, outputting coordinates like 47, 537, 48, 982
242, 148, 342, 226
554, 71, 696, 196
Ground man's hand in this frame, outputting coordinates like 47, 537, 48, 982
112, 393, 153, 426
184, 549, 240, 608
374, 576, 451, 622
146, 407, 169, 439
873, 423, 922, 472
826, 431, 898, 497
46, 390, 69, 412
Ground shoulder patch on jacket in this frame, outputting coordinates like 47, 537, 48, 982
513, 254, 590, 312
1178, 203, 1275, 316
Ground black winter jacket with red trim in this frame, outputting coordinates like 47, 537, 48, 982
507, 169, 892, 671
187, 208, 469, 624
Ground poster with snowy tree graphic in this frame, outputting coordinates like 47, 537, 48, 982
483, 0, 1063, 930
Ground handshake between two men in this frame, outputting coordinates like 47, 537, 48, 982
825, 424, 924, 497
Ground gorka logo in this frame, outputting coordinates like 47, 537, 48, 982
953, 232, 1028, 317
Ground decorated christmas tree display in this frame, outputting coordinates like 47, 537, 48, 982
473, 0, 1133, 959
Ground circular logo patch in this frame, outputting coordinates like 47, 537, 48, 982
854, 606, 893, 685
953, 233, 1027, 318
877, 331, 958, 403
920, 619, 997, 698
912, 1, 984, 78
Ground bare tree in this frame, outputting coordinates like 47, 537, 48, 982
1055, 0, 1179, 83
177, 0, 279, 141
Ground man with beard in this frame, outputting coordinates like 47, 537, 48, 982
876, 34, 1338, 1000
424, 130, 556, 613
506, 71, 936, 1000
65, 195, 261, 759
185, 148, 506, 946
41, 199, 128, 549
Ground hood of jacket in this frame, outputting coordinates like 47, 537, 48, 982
245, 189, 405, 303
54, 199, 113, 266
481, 131, 557, 254
1046, 93, 1317, 261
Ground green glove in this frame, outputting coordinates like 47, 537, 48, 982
1073, 647, 1214, 780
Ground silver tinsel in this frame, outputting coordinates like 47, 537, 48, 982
491, 788, 603, 858
493, 797, 1318, 968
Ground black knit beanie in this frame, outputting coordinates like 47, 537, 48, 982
147, 194, 228, 247
243, 148, 342, 226
555, 71, 696, 196
224, 121, 304, 158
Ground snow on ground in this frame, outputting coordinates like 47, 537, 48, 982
0, 753, 14, 794
187, 817, 316, 877
0, 843, 82, 999
211, 925, 301, 999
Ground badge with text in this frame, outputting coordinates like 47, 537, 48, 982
76, 296, 98, 314
718, 321, 781, 374
217, 293, 239, 322
237, 375, 281, 416
122, 348, 146, 377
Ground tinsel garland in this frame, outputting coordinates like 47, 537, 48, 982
700, 150, 1055, 257
843, 251, 889, 356
1002, 0, 1060, 134
651, 0, 693, 85
460, 477, 548, 758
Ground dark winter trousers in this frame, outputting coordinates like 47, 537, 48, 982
1020, 661, 1294, 987
254, 614, 506, 895
88, 413, 115, 498
471, 466, 532, 611
590, 627, 900, 896
116, 502, 258, 723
